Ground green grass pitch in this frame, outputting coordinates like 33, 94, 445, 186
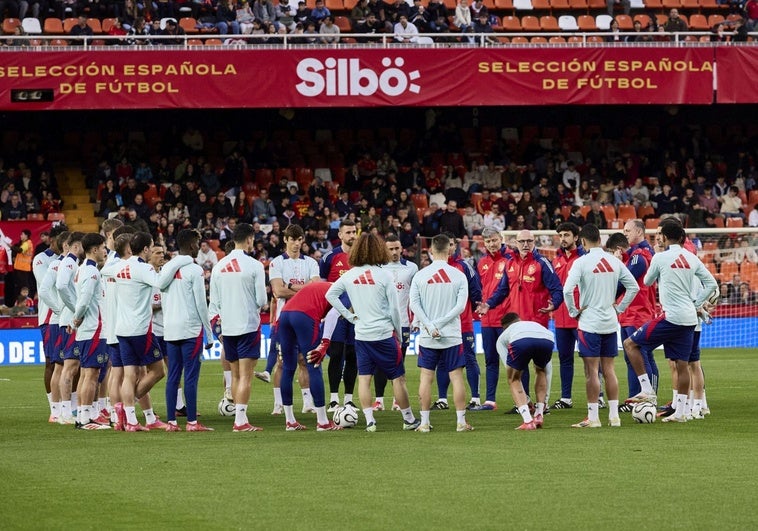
1, 349, 756, 530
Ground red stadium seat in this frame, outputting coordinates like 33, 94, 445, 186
540, 15, 560, 31
44, 18, 65, 34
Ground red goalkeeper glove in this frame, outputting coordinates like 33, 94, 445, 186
306, 338, 330, 368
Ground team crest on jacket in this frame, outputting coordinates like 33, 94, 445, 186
97, 354, 106, 364
153, 348, 161, 359
528, 264, 537, 275
73, 346, 81, 358
498, 262, 505, 272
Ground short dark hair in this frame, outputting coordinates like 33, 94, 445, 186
233, 222, 255, 244
177, 229, 200, 253
282, 224, 305, 240
112, 225, 137, 238
579, 223, 600, 244
56, 231, 71, 251
81, 233, 105, 254
606, 232, 628, 250
67, 231, 85, 246
660, 221, 685, 244
431, 233, 450, 254
114, 233, 131, 256
384, 233, 400, 244
130, 232, 153, 255
500, 312, 520, 328
556, 222, 580, 236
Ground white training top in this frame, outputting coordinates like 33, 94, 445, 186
496, 320, 555, 359
151, 287, 164, 337
645, 244, 718, 326
56, 253, 79, 327
161, 259, 212, 343
100, 254, 122, 344
33, 250, 57, 326
268, 253, 320, 319
208, 249, 267, 336
384, 259, 419, 329
114, 255, 191, 337
326, 265, 402, 342
409, 260, 467, 349
563, 247, 639, 334
73, 259, 104, 341
38, 256, 63, 326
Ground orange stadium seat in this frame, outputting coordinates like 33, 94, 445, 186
637, 205, 655, 219
50, 38, 69, 46
44, 18, 64, 34
412, 193, 429, 209
617, 205, 636, 220
569, 0, 589, 9
720, 262, 739, 278
180, 17, 200, 34
588, 0, 606, 9
681, 0, 699, 7
540, 15, 560, 31
205, 38, 223, 45
644, 0, 663, 8
531, 36, 548, 42
521, 15, 541, 32
712, 216, 725, 228
510, 36, 528, 42
567, 35, 583, 43
550, 0, 570, 10
187, 39, 203, 46
2, 17, 21, 34
577, 15, 597, 31
586, 35, 603, 42
27, 213, 45, 220
496, 0, 514, 8
47, 213, 66, 222
334, 16, 351, 33
662, 0, 681, 7
580, 205, 591, 218
501, 16, 522, 30
87, 18, 103, 33
326, 0, 344, 9
726, 217, 744, 228
549, 35, 566, 42
601, 204, 616, 221
645, 218, 660, 229
101, 18, 117, 33
615, 14, 633, 30
63, 17, 79, 33
532, 0, 550, 9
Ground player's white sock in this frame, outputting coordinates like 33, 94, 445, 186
223, 371, 232, 389
83, 405, 94, 424
283, 405, 295, 424
344, 393, 353, 404
71, 392, 78, 412
76, 406, 82, 421
470, 397, 481, 406
362, 408, 376, 426
301, 388, 313, 407
672, 390, 677, 404
438, 397, 449, 404
273, 388, 283, 406
235, 404, 248, 426
316, 407, 328, 425
110, 409, 118, 424
560, 398, 572, 405
46, 392, 53, 412
456, 410, 466, 424
98, 398, 106, 412
51, 402, 61, 418
517, 404, 533, 423
702, 390, 709, 411
674, 393, 687, 418
143, 408, 156, 425
375, 396, 384, 406
609, 400, 619, 419
637, 375, 653, 395
330, 393, 339, 403
125, 406, 138, 425
61, 400, 72, 418
420, 410, 431, 425
692, 399, 703, 416
587, 403, 599, 422
535, 402, 545, 416
400, 407, 414, 423
176, 389, 185, 410
104, 397, 111, 411
544, 361, 553, 404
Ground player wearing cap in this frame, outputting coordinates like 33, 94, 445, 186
325, 232, 420, 432
161, 230, 214, 432
623, 221, 717, 423
209, 223, 268, 432
563, 224, 639, 428
496, 313, 555, 430
410, 233, 472, 433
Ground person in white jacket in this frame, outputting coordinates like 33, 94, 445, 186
409, 233, 470, 433
454, 0, 474, 42
209, 223, 267, 432
325, 232, 420, 432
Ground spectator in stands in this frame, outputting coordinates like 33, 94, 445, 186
132, 193, 150, 219
681, 188, 706, 227
438, 200, 465, 239
121, 177, 145, 207
472, 12, 496, 45
483, 203, 505, 231
161, 18, 186, 45
22, 190, 39, 214
427, 0, 449, 32
607, 0, 629, 16
198, 211, 220, 240
612, 179, 632, 206
125, 207, 150, 233
585, 201, 607, 228
748, 203, 758, 227
355, 12, 385, 40
295, 0, 311, 26
746, 0, 758, 30
718, 185, 745, 220
310, 0, 330, 25
462, 204, 483, 237
189, 191, 211, 225
663, 8, 687, 32
69, 16, 94, 43
408, 0, 430, 32
351, 0, 370, 25
469, 0, 486, 18
734, 238, 758, 264
212, 191, 234, 220
699, 186, 720, 216
2, 192, 26, 220
714, 236, 737, 272
453, 0, 474, 42
277, 0, 297, 31
168, 200, 190, 225
654, 183, 681, 217
394, 13, 419, 42
216, 0, 241, 34
196, 240, 219, 270
134, 160, 153, 182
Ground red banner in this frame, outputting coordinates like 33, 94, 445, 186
715, 46, 758, 103
0, 221, 53, 251
0, 47, 718, 110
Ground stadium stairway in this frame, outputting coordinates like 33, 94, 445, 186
59, 168, 100, 232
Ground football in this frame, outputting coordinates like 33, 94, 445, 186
631, 402, 657, 424
706, 287, 720, 306
333, 405, 359, 428
218, 397, 235, 416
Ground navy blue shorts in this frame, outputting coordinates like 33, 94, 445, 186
577, 330, 618, 358
278, 311, 321, 371
688, 331, 701, 362
118, 333, 164, 367
223, 330, 262, 362
401, 327, 411, 353
356, 336, 404, 380
501, 337, 554, 371
155, 336, 167, 360
630, 316, 695, 362
62, 328, 78, 361
108, 343, 122, 368
76, 339, 109, 369
51, 325, 65, 364
418, 344, 465, 372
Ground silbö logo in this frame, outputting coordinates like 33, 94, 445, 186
295, 57, 421, 97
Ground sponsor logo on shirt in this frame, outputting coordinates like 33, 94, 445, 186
220, 258, 242, 273
592, 258, 614, 274
670, 255, 691, 269
353, 270, 376, 285
427, 268, 452, 284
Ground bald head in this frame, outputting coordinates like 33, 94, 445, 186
516, 230, 535, 257
623, 219, 645, 245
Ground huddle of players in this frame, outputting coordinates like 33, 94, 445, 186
36, 218, 213, 431
36, 214, 717, 433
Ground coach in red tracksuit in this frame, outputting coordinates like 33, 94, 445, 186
551, 222, 586, 410
475, 228, 513, 410
505, 230, 563, 402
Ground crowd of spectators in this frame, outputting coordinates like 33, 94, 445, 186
1, 0, 755, 46
0, 155, 62, 221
